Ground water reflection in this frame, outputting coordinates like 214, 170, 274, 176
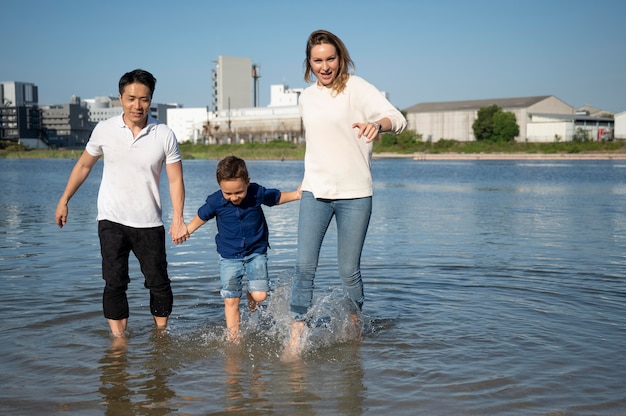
98, 330, 177, 415
267, 343, 365, 416
222, 346, 272, 413
99, 338, 132, 415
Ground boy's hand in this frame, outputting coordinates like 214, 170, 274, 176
170, 218, 188, 244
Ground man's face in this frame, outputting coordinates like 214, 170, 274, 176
119, 82, 151, 127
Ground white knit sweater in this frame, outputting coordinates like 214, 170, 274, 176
299, 75, 406, 199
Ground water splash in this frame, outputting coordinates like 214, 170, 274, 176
235, 280, 367, 357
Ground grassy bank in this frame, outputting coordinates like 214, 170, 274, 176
1, 137, 625, 160
397, 139, 626, 155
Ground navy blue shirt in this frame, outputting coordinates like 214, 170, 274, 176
197, 182, 281, 259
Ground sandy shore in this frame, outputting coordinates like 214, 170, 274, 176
373, 152, 626, 161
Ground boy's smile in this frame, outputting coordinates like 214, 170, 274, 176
220, 178, 249, 205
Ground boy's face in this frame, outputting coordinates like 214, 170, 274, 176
219, 178, 249, 205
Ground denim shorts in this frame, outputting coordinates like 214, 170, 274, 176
218, 252, 269, 299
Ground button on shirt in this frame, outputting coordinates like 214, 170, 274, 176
197, 183, 281, 259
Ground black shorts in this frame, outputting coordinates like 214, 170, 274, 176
98, 220, 172, 319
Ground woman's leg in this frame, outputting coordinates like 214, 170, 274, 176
289, 192, 334, 319
335, 197, 372, 310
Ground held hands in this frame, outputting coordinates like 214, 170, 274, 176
352, 121, 380, 143
169, 217, 189, 245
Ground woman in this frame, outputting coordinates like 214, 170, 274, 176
286, 29, 407, 357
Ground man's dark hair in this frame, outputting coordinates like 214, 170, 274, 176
118, 69, 157, 97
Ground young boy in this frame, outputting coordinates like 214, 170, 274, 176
186, 155, 301, 341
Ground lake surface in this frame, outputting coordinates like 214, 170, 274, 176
0, 157, 625, 416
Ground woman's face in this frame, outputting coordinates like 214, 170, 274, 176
309, 43, 339, 87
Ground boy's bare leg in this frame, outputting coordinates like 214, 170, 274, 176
108, 318, 128, 337
247, 291, 267, 312
224, 297, 241, 341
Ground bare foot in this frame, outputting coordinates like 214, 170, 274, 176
109, 332, 128, 352
347, 313, 363, 339
225, 327, 242, 344
246, 292, 258, 312
282, 320, 305, 362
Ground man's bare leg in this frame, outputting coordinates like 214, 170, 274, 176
108, 318, 128, 337
153, 315, 168, 329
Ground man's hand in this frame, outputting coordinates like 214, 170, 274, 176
55, 202, 68, 228
169, 217, 188, 244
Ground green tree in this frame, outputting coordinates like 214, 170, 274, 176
492, 110, 519, 142
472, 104, 519, 142
572, 127, 592, 143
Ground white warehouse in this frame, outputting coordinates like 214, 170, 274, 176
405, 95, 616, 143
615, 110, 626, 140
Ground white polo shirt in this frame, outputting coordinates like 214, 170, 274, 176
85, 114, 181, 228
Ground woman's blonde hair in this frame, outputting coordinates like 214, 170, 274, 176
304, 29, 354, 94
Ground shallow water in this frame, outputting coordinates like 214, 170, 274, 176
0, 158, 625, 415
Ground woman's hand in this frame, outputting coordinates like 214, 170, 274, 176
352, 121, 380, 143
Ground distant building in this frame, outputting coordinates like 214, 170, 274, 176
167, 107, 210, 144
527, 113, 614, 142
81, 96, 179, 125
41, 102, 93, 148
0, 81, 46, 148
168, 84, 302, 145
268, 84, 303, 107
0, 105, 45, 148
1, 81, 38, 107
212, 56, 254, 113
82, 96, 122, 123
153, 103, 180, 124
405, 95, 615, 143
615, 111, 626, 140
575, 104, 612, 118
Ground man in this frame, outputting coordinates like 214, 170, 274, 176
55, 69, 187, 338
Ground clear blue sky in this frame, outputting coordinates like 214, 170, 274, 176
2, 0, 625, 113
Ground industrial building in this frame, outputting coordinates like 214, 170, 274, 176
0, 82, 45, 148
405, 95, 616, 143
3, 62, 624, 148
613, 111, 626, 140
212, 56, 255, 112
40, 102, 92, 148
167, 84, 303, 144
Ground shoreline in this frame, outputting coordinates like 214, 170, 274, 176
373, 152, 626, 161
3, 150, 626, 161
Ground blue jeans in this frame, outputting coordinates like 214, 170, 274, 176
219, 252, 269, 299
289, 191, 372, 319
